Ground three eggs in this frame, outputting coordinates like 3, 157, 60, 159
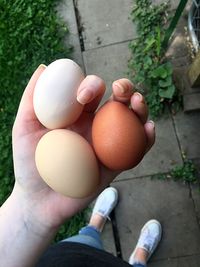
34, 59, 147, 198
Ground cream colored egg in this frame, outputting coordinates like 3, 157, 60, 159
33, 59, 85, 129
35, 129, 99, 198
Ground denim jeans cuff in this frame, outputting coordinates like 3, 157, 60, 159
132, 261, 147, 267
79, 225, 100, 234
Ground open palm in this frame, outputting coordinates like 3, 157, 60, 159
12, 64, 155, 230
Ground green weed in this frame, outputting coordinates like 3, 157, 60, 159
128, 0, 181, 118
171, 160, 198, 183
151, 160, 198, 184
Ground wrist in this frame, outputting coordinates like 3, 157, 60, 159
10, 182, 60, 234
0, 184, 58, 267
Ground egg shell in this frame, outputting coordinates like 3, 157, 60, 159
92, 101, 147, 171
33, 59, 85, 129
35, 129, 99, 198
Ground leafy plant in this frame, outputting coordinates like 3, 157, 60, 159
170, 160, 198, 183
128, 0, 180, 118
151, 160, 198, 184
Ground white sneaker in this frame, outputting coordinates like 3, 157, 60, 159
92, 187, 118, 220
129, 219, 162, 265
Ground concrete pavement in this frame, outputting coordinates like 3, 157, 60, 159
60, 0, 200, 265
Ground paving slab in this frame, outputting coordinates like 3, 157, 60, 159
166, 35, 189, 61
184, 92, 200, 112
173, 66, 200, 112
83, 41, 131, 103
116, 113, 183, 180
190, 181, 200, 227
149, 254, 200, 267
56, 0, 84, 69
165, 13, 193, 69
166, 16, 189, 60
101, 221, 117, 256
77, 0, 136, 50
113, 177, 200, 262
173, 67, 200, 95
170, 55, 192, 68
172, 110, 200, 159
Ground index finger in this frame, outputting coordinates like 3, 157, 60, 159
77, 75, 106, 112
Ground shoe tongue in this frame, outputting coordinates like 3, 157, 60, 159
142, 243, 151, 252
138, 236, 154, 253
98, 208, 106, 215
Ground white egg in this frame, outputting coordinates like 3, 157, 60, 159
33, 59, 85, 129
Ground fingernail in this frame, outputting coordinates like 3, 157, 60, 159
38, 64, 46, 69
113, 82, 126, 94
77, 89, 93, 105
134, 92, 143, 101
147, 120, 155, 130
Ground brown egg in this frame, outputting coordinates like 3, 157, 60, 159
35, 129, 99, 198
92, 101, 147, 171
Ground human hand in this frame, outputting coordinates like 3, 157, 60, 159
12, 64, 155, 232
